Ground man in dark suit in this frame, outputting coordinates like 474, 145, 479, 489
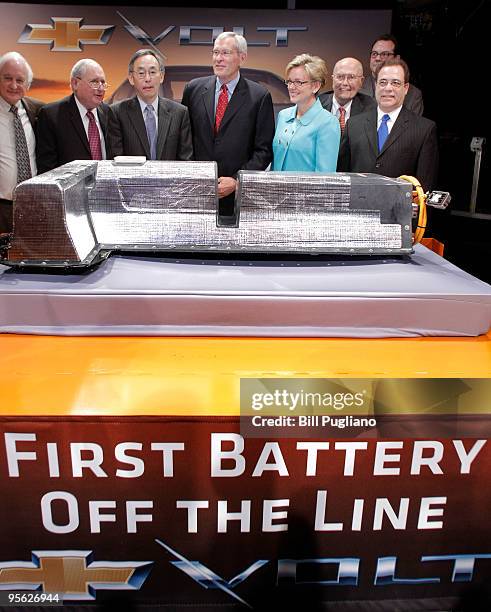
36, 59, 110, 174
338, 58, 438, 192
107, 49, 192, 161
0, 52, 43, 233
181, 32, 275, 216
319, 57, 375, 132
360, 34, 424, 116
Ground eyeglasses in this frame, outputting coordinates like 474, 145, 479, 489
370, 50, 395, 59
377, 79, 404, 88
212, 49, 237, 58
131, 69, 162, 79
76, 77, 109, 90
0, 75, 27, 87
332, 73, 362, 83
284, 79, 312, 88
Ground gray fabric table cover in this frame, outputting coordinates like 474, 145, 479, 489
1, 245, 490, 338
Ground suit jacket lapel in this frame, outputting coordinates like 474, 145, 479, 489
22, 98, 36, 128
324, 93, 333, 112
364, 109, 379, 158
367, 75, 376, 97
201, 77, 215, 132
217, 76, 246, 133
380, 107, 410, 154
68, 95, 91, 156
156, 97, 171, 159
351, 95, 362, 115
96, 103, 108, 138
128, 97, 150, 158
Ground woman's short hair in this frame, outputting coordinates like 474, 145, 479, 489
286, 54, 328, 88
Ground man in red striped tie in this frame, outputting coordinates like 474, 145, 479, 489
319, 58, 375, 132
182, 32, 275, 218
36, 59, 111, 174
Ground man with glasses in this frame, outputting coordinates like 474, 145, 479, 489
338, 58, 438, 192
107, 49, 192, 161
360, 34, 424, 116
319, 57, 375, 132
0, 52, 43, 233
36, 59, 111, 174
181, 32, 274, 217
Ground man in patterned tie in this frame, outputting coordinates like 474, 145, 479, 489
107, 49, 192, 162
0, 52, 43, 233
338, 58, 438, 192
36, 59, 111, 174
319, 58, 375, 132
182, 32, 275, 217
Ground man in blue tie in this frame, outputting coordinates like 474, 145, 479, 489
108, 49, 192, 161
337, 58, 438, 192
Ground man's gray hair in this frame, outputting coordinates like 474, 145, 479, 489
0, 51, 34, 87
214, 32, 247, 54
70, 59, 102, 81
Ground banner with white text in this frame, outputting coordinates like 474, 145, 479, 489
0, 417, 490, 610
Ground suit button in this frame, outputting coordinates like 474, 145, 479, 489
375, 163, 381, 168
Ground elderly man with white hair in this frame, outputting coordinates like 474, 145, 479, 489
318, 57, 375, 134
0, 51, 43, 233
36, 58, 110, 174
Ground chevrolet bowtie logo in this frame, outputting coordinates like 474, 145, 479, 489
0, 551, 152, 600
18, 18, 115, 52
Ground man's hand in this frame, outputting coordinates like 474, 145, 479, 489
217, 176, 237, 198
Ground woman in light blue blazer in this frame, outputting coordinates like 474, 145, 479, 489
272, 54, 340, 172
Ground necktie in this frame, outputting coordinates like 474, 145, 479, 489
338, 106, 346, 134
377, 114, 390, 152
10, 105, 32, 183
86, 111, 102, 160
215, 83, 229, 133
144, 104, 157, 160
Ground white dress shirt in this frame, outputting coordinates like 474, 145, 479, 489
377, 105, 403, 135
74, 95, 107, 160
0, 95, 37, 200
331, 96, 353, 122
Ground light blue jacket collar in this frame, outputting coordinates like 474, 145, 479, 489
284, 97, 324, 125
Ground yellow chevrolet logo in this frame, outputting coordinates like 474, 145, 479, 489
18, 18, 115, 52
0, 551, 152, 600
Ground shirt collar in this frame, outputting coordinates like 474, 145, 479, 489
0, 95, 20, 112
216, 72, 240, 96
137, 96, 158, 114
377, 105, 403, 125
332, 96, 353, 116
74, 94, 98, 119
285, 97, 324, 125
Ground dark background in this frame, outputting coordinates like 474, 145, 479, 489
14, 0, 490, 282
